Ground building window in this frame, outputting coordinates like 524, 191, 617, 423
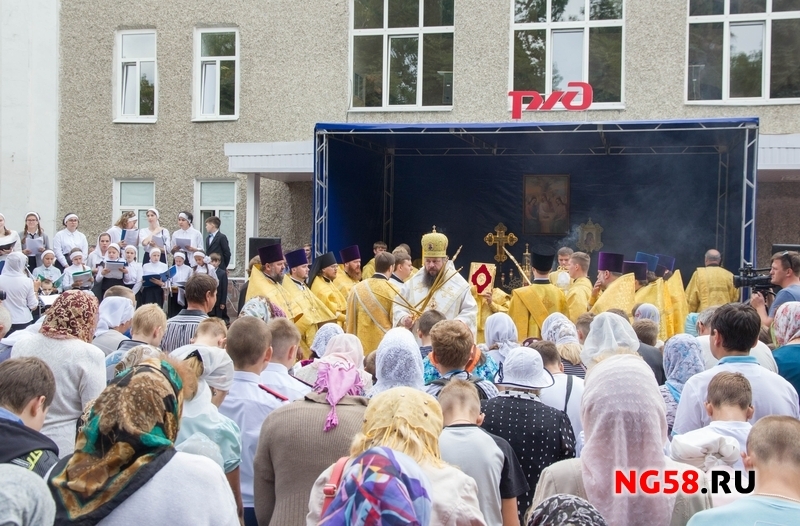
687, 0, 800, 103
194, 29, 239, 120
350, 0, 454, 110
115, 31, 157, 122
114, 180, 155, 261
196, 181, 237, 268
511, 0, 624, 107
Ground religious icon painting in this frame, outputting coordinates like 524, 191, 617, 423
523, 175, 570, 235
576, 218, 604, 253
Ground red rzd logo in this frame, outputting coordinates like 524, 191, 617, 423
509, 82, 593, 118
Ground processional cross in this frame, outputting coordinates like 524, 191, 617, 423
484, 223, 518, 262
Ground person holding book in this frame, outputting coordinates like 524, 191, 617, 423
171, 212, 204, 267
122, 245, 142, 296
139, 208, 170, 264
52, 213, 88, 271
20, 211, 49, 272
140, 247, 169, 306
86, 233, 111, 277
0, 213, 22, 265
94, 243, 128, 297
167, 251, 193, 317
33, 250, 62, 290
60, 248, 94, 292
107, 211, 139, 249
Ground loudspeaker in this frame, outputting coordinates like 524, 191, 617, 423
248, 237, 281, 263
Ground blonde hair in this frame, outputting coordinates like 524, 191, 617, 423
438, 379, 480, 419
196, 317, 227, 340
557, 342, 583, 366
267, 318, 301, 356
747, 416, 800, 467
131, 304, 167, 336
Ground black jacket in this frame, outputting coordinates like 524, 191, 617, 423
205, 232, 231, 269
637, 342, 667, 385
0, 417, 60, 477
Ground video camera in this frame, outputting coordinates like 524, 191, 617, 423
733, 265, 773, 293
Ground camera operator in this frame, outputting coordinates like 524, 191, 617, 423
751, 251, 800, 328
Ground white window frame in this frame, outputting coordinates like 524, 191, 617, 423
685, 1, 800, 105
192, 28, 240, 121
348, 0, 455, 112
113, 180, 155, 263
113, 30, 158, 123
507, 0, 626, 111
194, 180, 238, 269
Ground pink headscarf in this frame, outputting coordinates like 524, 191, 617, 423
581, 355, 675, 526
773, 301, 800, 347
314, 334, 365, 431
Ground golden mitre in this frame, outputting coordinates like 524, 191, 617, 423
421, 226, 448, 258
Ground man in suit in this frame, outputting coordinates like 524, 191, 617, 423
204, 216, 231, 269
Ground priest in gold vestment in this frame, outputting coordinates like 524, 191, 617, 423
566, 251, 593, 323
244, 243, 302, 321
309, 251, 347, 327
685, 249, 739, 313
360, 241, 387, 280
508, 245, 567, 339
334, 244, 362, 299
281, 248, 335, 357
628, 260, 669, 341
346, 252, 400, 354
549, 247, 574, 291
655, 254, 689, 337
589, 252, 636, 315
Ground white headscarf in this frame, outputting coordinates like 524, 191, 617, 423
94, 297, 135, 337
484, 312, 518, 363
171, 344, 235, 417
580, 312, 640, 367
0, 464, 56, 526
371, 327, 425, 397
581, 355, 674, 526
1, 251, 28, 277
634, 303, 661, 324
541, 312, 580, 345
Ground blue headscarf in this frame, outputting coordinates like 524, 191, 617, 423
663, 334, 704, 403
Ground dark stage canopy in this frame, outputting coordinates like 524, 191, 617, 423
313, 118, 758, 282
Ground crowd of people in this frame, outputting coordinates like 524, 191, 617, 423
1, 210, 800, 526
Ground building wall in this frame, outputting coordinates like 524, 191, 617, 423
0, 0, 59, 235
756, 182, 800, 267
59, 0, 799, 272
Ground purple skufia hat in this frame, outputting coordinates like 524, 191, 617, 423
655, 264, 668, 278
622, 261, 648, 281
284, 248, 308, 269
339, 245, 361, 264
635, 252, 659, 273
597, 252, 624, 273
258, 243, 283, 265
656, 254, 675, 272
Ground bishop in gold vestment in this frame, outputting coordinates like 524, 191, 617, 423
282, 249, 335, 358
309, 251, 347, 327
508, 246, 567, 339
347, 253, 399, 354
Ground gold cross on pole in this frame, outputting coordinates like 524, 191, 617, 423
484, 223, 518, 262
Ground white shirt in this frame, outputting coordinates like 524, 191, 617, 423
218, 371, 287, 508
260, 362, 312, 401
537, 372, 585, 456
97, 452, 239, 526
171, 228, 204, 267
52, 229, 88, 267
61, 263, 92, 290
123, 261, 143, 293
139, 227, 171, 254
0, 274, 37, 324
673, 356, 799, 436
32, 264, 62, 287
696, 335, 778, 372
0, 231, 22, 262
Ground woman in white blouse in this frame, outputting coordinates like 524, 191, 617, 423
86, 233, 111, 277
20, 211, 50, 271
0, 212, 22, 263
123, 245, 143, 295
0, 252, 37, 333
52, 213, 88, 270
139, 208, 170, 264
171, 212, 204, 267
107, 211, 139, 249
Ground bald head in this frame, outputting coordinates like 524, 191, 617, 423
705, 249, 721, 266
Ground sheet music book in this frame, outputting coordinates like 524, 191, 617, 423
24, 238, 44, 255
71, 270, 93, 287
104, 261, 126, 280
121, 229, 139, 246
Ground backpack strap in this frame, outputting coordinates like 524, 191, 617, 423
564, 374, 574, 413
321, 456, 350, 516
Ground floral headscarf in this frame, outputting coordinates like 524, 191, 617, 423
40, 290, 99, 343
239, 296, 286, 322
319, 447, 432, 526
541, 312, 580, 345
527, 494, 608, 526
49, 357, 185, 524
314, 334, 366, 431
773, 301, 800, 346
663, 334, 705, 403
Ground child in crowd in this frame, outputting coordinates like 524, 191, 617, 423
33, 250, 61, 288
168, 251, 193, 318
104, 304, 168, 381
219, 317, 287, 526
438, 379, 530, 526
260, 318, 310, 401
632, 319, 659, 347
122, 245, 142, 295
183, 317, 228, 354
417, 309, 446, 360
61, 248, 93, 291
193, 251, 218, 282
140, 247, 168, 306
96, 242, 127, 296
0, 357, 60, 477
425, 320, 499, 399
209, 252, 229, 324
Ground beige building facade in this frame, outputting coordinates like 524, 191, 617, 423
58, 0, 800, 273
